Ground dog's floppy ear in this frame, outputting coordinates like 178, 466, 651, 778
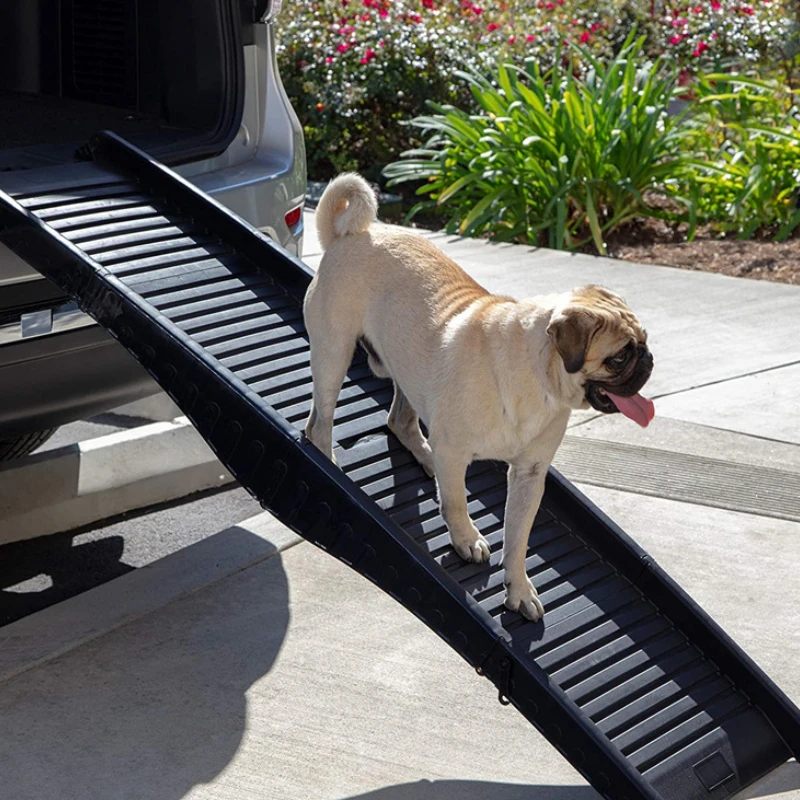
547, 308, 599, 374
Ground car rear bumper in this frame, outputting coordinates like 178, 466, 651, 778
0, 325, 158, 437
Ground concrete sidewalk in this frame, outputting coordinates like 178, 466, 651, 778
1, 216, 799, 799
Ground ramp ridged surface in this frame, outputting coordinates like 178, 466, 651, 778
2, 138, 796, 800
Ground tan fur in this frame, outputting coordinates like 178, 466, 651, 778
304, 174, 652, 622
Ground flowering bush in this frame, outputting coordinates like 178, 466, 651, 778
277, 0, 642, 178
643, 0, 799, 79
277, 0, 798, 180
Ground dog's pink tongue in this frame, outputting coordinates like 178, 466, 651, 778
606, 392, 655, 428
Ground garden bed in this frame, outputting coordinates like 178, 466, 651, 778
609, 231, 800, 285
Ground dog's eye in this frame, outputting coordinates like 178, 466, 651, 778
607, 350, 630, 369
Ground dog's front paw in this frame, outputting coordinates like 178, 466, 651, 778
451, 526, 490, 563
504, 577, 545, 622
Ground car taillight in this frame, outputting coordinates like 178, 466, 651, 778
284, 206, 302, 228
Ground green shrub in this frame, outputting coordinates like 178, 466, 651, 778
679, 74, 800, 238
384, 33, 691, 254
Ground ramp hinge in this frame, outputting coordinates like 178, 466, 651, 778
497, 657, 512, 706
476, 642, 513, 706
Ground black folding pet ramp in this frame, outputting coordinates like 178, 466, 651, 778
1, 132, 798, 800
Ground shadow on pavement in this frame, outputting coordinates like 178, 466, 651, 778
0, 532, 134, 626
342, 780, 598, 799
0, 527, 289, 800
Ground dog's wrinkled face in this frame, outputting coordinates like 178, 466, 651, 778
547, 285, 655, 426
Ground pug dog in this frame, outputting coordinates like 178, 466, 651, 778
304, 173, 654, 621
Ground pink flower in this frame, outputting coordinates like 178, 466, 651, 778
487, 22, 499, 31
407, 12, 422, 22
711, 0, 721, 7
508, 35, 516, 43
379, 8, 388, 15
669, 34, 683, 44
422, 0, 435, 8
337, 43, 349, 52
711, 31, 718, 38
691, 5, 703, 12
692, 40, 709, 56
324, 56, 334, 63
579, 30, 591, 43
671, 16, 688, 26
526, 33, 535, 41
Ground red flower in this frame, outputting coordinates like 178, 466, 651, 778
508, 35, 516, 43
315, 103, 325, 110
579, 30, 591, 43
691, 5, 703, 11
692, 40, 709, 56
741, 4, 754, 12
711, 0, 721, 7
324, 56, 334, 63
422, 0, 435, 7
526, 33, 535, 41
669, 34, 682, 44
379, 8, 388, 15
337, 43, 349, 52
407, 12, 422, 22
487, 22, 499, 31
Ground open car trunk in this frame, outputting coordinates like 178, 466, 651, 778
0, 0, 246, 172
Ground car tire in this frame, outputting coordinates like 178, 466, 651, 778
0, 428, 58, 461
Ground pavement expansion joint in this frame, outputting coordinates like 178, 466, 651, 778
554, 435, 800, 522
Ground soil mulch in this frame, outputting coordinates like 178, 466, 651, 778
606, 217, 800, 286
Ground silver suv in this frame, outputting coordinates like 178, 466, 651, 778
0, 0, 305, 459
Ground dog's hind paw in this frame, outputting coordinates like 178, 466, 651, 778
504, 577, 545, 622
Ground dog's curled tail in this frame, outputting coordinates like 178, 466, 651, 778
316, 173, 378, 251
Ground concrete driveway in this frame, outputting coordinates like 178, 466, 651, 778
1, 212, 798, 799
